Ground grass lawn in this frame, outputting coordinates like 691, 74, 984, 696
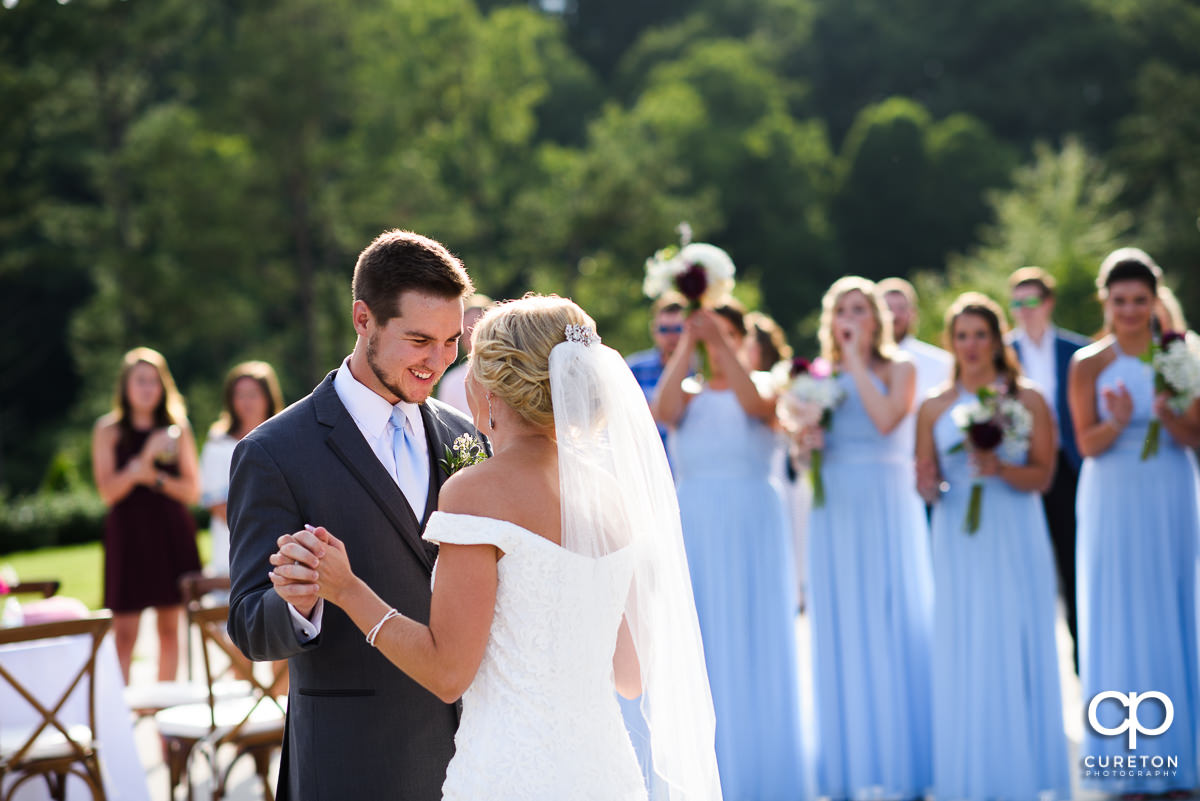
2, 531, 212, 611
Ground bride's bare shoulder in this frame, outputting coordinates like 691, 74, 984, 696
438, 452, 562, 542
438, 457, 512, 516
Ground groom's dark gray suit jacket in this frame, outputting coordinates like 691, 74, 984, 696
227, 370, 481, 801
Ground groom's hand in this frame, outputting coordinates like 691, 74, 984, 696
291, 526, 356, 607
268, 529, 326, 617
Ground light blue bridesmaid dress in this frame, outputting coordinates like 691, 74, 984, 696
671, 387, 807, 801
1077, 342, 1200, 794
807, 371, 934, 801
930, 386, 1069, 801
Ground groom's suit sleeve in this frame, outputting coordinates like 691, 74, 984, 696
227, 434, 321, 662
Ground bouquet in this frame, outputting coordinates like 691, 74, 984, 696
948, 387, 1033, 534
644, 226, 736, 379
772, 356, 844, 507
1142, 330, 1200, 460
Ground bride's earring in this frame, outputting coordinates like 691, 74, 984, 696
487, 393, 496, 430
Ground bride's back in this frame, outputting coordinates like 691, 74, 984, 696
439, 437, 563, 547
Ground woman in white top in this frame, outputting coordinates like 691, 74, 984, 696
200, 361, 283, 575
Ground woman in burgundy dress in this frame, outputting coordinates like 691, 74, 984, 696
92, 347, 201, 683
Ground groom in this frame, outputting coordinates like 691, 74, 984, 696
227, 230, 481, 800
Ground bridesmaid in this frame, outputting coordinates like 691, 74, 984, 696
795, 276, 933, 801
92, 347, 202, 682
654, 300, 806, 801
916, 293, 1069, 801
1069, 248, 1200, 797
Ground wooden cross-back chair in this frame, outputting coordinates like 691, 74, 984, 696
5, 581, 61, 599
155, 584, 287, 801
123, 573, 249, 720
0, 613, 113, 801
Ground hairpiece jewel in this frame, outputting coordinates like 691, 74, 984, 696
564, 324, 600, 346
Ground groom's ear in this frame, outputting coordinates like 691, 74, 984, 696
352, 300, 375, 336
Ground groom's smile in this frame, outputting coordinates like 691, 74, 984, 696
356, 289, 464, 405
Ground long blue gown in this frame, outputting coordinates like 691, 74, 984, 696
808, 371, 934, 801
1077, 342, 1200, 794
671, 387, 806, 801
930, 386, 1070, 800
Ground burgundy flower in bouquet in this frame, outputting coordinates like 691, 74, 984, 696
948, 387, 1034, 533
644, 231, 736, 381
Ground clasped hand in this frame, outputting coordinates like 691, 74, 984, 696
268, 526, 355, 613
969, 450, 1001, 477
1100, 380, 1134, 429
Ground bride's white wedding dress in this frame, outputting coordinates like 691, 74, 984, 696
423, 511, 648, 801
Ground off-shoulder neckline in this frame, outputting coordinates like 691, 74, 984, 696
427, 511, 632, 561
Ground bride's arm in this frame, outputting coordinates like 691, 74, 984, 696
613, 616, 641, 699
278, 526, 498, 704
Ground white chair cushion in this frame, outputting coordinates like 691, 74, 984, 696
0, 724, 94, 762
155, 695, 287, 741
124, 679, 251, 711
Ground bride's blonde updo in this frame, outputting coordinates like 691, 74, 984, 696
469, 294, 596, 428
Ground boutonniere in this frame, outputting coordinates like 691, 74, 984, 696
439, 433, 489, 476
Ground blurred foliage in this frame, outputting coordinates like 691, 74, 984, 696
915, 138, 1135, 343
0, 487, 209, 555
1, 0, 1198, 499
0, 488, 107, 554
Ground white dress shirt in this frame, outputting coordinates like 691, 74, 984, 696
289, 357, 430, 641
199, 432, 238, 576
1013, 327, 1057, 422
894, 335, 954, 461
896, 335, 953, 405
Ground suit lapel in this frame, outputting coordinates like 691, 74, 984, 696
419, 403, 456, 527
314, 375, 436, 573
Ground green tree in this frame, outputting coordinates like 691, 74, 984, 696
917, 138, 1135, 341
1111, 60, 1200, 322
627, 38, 836, 338
831, 97, 1016, 284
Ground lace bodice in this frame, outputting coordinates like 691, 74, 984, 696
422, 512, 647, 801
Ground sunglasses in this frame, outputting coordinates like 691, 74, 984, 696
656, 324, 684, 334
1009, 296, 1043, 310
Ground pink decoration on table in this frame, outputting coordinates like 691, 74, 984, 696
20, 596, 90, 624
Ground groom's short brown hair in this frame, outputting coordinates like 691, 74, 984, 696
352, 229, 474, 324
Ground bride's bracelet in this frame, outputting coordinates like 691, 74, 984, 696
366, 608, 401, 647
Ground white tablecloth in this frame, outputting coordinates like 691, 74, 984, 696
0, 632, 151, 801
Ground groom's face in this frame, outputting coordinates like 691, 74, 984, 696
365, 290, 464, 404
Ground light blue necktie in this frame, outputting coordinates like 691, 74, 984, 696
390, 406, 428, 519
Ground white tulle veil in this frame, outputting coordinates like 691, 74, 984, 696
550, 324, 722, 800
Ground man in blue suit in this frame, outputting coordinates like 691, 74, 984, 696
1007, 267, 1088, 673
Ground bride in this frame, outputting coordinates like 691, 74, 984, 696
272, 295, 722, 800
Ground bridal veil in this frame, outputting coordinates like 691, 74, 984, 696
550, 326, 722, 801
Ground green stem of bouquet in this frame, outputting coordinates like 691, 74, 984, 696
687, 303, 710, 381
1141, 370, 1167, 460
1140, 342, 1167, 460
963, 482, 982, 534
1141, 419, 1160, 460
695, 340, 710, 381
810, 449, 826, 508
